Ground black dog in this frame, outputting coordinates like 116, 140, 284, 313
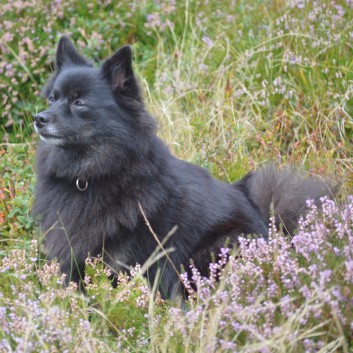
33, 36, 334, 298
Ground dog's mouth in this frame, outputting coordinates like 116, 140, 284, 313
38, 132, 65, 146
34, 124, 65, 145
39, 131, 63, 139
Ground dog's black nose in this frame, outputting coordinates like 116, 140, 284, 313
34, 113, 49, 128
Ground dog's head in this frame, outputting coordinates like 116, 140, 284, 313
34, 36, 154, 148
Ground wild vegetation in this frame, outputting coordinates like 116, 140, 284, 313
1, 0, 353, 352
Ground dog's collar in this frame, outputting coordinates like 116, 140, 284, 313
76, 178, 88, 192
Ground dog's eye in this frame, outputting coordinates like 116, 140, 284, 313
48, 96, 55, 104
74, 99, 85, 107
123, 77, 132, 87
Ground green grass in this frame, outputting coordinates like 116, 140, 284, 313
1, 0, 353, 352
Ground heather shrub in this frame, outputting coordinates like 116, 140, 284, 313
0, 241, 154, 352
166, 197, 353, 352
0, 197, 352, 352
0, 241, 98, 353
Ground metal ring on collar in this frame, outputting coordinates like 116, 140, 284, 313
76, 178, 88, 192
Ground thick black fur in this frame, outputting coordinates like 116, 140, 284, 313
33, 37, 335, 299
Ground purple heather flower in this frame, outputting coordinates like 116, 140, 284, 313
202, 35, 213, 48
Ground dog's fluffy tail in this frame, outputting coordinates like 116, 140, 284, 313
242, 165, 338, 235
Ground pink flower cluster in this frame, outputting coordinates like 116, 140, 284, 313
172, 197, 353, 351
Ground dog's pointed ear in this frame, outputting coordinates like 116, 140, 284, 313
56, 36, 91, 71
100, 46, 136, 93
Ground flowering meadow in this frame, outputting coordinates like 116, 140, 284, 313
1, 0, 353, 352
